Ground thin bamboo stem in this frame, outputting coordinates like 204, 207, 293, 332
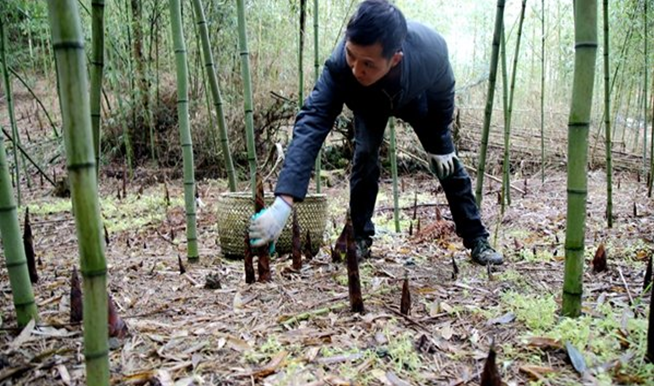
475, 0, 505, 208
47, 0, 110, 382
169, 0, 199, 262
236, 0, 258, 195
313, 0, 322, 193
503, 0, 528, 207
602, 0, 613, 226
0, 21, 21, 206
389, 118, 399, 232
191, 0, 237, 192
90, 0, 105, 177
540, 0, 545, 183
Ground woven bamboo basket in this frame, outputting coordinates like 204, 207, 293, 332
216, 192, 327, 259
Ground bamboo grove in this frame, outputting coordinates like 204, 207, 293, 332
0, 0, 653, 384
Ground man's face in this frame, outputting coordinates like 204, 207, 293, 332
344, 40, 403, 87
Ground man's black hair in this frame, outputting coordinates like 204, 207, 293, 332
345, 0, 407, 59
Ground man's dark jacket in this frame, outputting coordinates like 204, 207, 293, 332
276, 21, 455, 201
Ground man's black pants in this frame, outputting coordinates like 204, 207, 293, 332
349, 114, 489, 249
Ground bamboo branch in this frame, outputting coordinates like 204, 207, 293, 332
386, 139, 525, 194
5, 66, 59, 137
2, 128, 55, 186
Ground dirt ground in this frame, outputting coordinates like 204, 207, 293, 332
0, 162, 652, 385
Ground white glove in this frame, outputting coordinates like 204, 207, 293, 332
249, 196, 292, 247
429, 152, 458, 180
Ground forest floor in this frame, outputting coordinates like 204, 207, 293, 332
0, 162, 653, 386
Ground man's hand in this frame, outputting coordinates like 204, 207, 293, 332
429, 152, 459, 180
249, 196, 292, 247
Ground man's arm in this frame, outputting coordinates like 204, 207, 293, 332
249, 62, 345, 247
425, 26, 456, 150
275, 63, 345, 201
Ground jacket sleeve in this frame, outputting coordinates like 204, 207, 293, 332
275, 64, 345, 201
425, 52, 456, 155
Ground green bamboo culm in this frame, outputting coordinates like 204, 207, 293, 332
642, 0, 648, 172
650, 70, 654, 197
602, 0, 613, 226
389, 118, 400, 232
313, 0, 322, 193
313, 0, 319, 82
90, 0, 105, 177
0, 20, 21, 207
0, 129, 38, 327
298, 0, 307, 105
645, 0, 654, 197
190, 0, 237, 192
503, 0, 528, 207
562, 0, 598, 318
499, 26, 509, 214
46, 0, 110, 383
169, 0, 199, 262
648, 281, 653, 362
475, 0, 505, 208
540, 0, 545, 184
236, 0, 258, 195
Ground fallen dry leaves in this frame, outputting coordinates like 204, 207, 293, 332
0, 168, 651, 385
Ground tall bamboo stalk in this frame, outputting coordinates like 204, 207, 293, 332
540, 0, 545, 183
643, 0, 648, 171
169, 0, 199, 262
47, 0, 110, 383
602, 0, 613, 226
0, 129, 38, 328
562, 0, 598, 318
503, 0, 528, 207
90, 0, 105, 176
500, 27, 509, 214
389, 118, 399, 232
313, 0, 322, 193
650, 69, 654, 197
313, 0, 319, 82
620, 79, 635, 150
130, 0, 156, 161
236, 0, 258, 195
191, 0, 237, 192
648, 280, 653, 362
590, 22, 634, 162
633, 85, 644, 153
475, 0, 505, 208
0, 21, 21, 206
299, 0, 307, 105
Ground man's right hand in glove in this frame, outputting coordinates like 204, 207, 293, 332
249, 196, 293, 247
429, 152, 459, 180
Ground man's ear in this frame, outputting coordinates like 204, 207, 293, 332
391, 51, 403, 67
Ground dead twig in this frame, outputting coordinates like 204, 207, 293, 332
617, 267, 634, 305
382, 304, 430, 333
386, 139, 526, 194
279, 287, 392, 326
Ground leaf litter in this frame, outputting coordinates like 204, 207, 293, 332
0, 168, 651, 385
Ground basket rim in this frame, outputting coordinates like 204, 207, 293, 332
219, 191, 327, 199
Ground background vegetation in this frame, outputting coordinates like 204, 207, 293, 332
0, 0, 651, 185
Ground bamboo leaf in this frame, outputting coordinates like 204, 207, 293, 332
565, 341, 587, 375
